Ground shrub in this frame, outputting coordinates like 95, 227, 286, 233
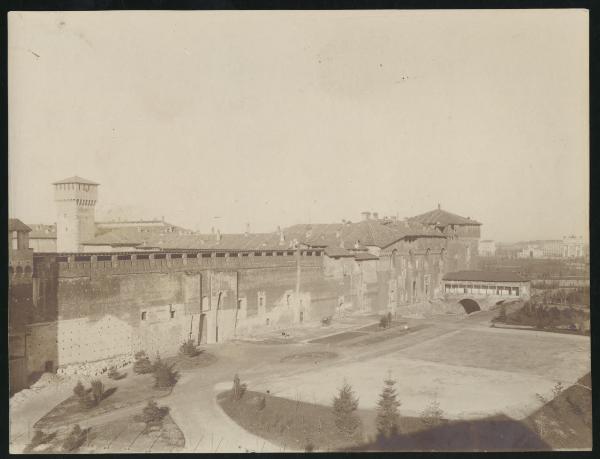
420, 400, 444, 427
332, 381, 361, 439
375, 375, 401, 439
139, 400, 170, 430
133, 351, 154, 375
305, 440, 315, 452
73, 381, 86, 399
179, 339, 200, 357
152, 357, 179, 389
62, 424, 89, 452
231, 374, 247, 401
90, 379, 104, 405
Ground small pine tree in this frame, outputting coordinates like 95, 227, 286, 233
90, 379, 104, 405
152, 357, 179, 388
231, 374, 247, 401
332, 381, 360, 439
375, 374, 401, 439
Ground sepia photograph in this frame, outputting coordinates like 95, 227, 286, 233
7, 9, 590, 453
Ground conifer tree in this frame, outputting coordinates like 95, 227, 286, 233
332, 381, 361, 439
375, 373, 401, 439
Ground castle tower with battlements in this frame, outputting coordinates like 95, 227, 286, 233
53, 176, 99, 252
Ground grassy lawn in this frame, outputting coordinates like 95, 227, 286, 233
218, 389, 430, 452
34, 373, 170, 430
24, 413, 184, 453
218, 389, 366, 451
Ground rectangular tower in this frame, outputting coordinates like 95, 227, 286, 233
53, 176, 99, 252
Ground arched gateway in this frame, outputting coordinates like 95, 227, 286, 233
459, 298, 481, 314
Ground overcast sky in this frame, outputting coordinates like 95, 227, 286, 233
8, 10, 588, 242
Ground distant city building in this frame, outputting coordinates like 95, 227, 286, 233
562, 235, 585, 258
478, 240, 496, 256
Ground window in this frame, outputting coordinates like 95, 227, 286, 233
254, 252, 262, 256
170, 309, 175, 319
259, 296, 264, 307
266, 252, 273, 256
141, 311, 147, 320
238, 299, 243, 310
286, 294, 291, 306
229, 253, 238, 258
216, 253, 225, 257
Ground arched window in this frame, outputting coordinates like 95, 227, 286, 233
25, 266, 32, 276
16, 266, 23, 275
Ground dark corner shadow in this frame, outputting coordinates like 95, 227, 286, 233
348, 414, 551, 452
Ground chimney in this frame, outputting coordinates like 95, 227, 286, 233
373, 212, 379, 220
245, 222, 250, 236
391, 215, 398, 222
216, 229, 221, 242
211, 227, 215, 234
437, 203, 441, 210
361, 211, 371, 221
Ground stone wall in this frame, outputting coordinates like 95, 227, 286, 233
23, 239, 471, 376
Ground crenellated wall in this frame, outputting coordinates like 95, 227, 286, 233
24, 240, 471, 376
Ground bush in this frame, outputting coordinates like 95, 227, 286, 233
305, 440, 315, 452
231, 374, 247, 401
332, 381, 361, 439
73, 381, 86, 399
179, 339, 200, 357
62, 424, 89, 452
139, 400, 170, 430
133, 351, 154, 375
152, 357, 179, 389
375, 375, 401, 439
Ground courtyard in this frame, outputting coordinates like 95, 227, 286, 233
10, 308, 591, 453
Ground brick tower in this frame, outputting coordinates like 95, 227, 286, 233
53, 176, 99, 252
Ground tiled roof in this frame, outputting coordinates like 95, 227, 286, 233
442, 271, 528, 282
8, 219, 32, 232
53, 176, 99, 185
285, 221, 404, 249
28, 224, 57, 239
409, 207, 481, 226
